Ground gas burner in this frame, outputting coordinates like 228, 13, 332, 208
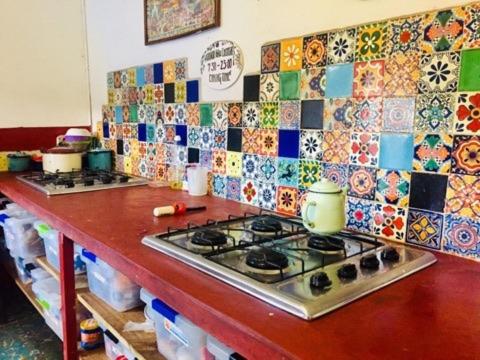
191, 229, 228, 247
245, 247, 289, 274
308, 236, 345, 254
250, 217, 283, 234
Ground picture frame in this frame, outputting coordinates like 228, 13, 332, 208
144, 0, 221, 45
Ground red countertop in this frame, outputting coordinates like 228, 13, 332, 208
1, 173, 479, 360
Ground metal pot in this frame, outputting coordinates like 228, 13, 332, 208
87, 149, 112, 171
42, 147, 82, 173
7, 153, 31, 172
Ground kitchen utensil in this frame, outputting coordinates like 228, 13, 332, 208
7, 153, 31, 172
153, 202, 207, 217
186, 166, 208, 196
87, 149, 112, 171
57, 128, 92, 152
301, 178, 347, 235
42, 147, 82, 173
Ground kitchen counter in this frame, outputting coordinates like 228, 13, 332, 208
1, 172, 479, 360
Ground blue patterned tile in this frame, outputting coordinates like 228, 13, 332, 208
346, 197, 374, 233
277, 158, 299, 187
187, 126, 200, 148
226, 176, 242, 201
258, 156, 278, 183
406, 209, 443, 250
146, 124, 156, 142
379, 133, 414, 170
242, 154, 259, 179
200, 149, 212, 170
212, 129, 227, 149
199, 127, 214, 150
212, 174, 226, 198
322, 163, 348, 188
258, 182, 277, 211
278, 129, 300, 158
443, 215, 480, 259
325, 63, 354, 98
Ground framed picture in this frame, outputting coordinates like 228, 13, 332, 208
144, 0, 221, 45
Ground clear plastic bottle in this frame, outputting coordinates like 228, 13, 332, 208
168, 135, 185, 190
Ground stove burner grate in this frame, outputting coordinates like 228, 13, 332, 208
308, 236, 346, 253
250, 217, 283, 234
191, 229, 228, 247
245, 247, 289, 271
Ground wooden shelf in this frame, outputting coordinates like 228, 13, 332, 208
36, 256, 60, 281
77, 291, 164, 360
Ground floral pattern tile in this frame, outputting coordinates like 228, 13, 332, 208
414, 93, 454, 133
323, 163, 349, 189
387, 16, 422, 54
384, 53, 420, 97
353, 60, 384, 98
373, 203, 407, 242
199, 127, 214, 149
280, 38, 303, 72
356, 22, 387, 61
465, 3, 480, 48
300, 130, 323, 161
349, 132, 380, 167
258, 182, 277, 211
212, 102, 229, 129
242, 153, 259, 180
443, 215, 480, 260
455, 92, 480, 134
413, 134, 452, 173
421, 8, 465, 53
226, 176, 242, 201
444, 174, 480, 219
383, 97, 415, 132
276, 186, 298, 215
212, 150, 226, 174
376, 169, 411, 207
261, 43, 280, 73
212, 174, 226, 198
200, 149, 212, 170
322, 131, 350, 164
346, 197, 374, 233
279, 101, 301, 129
241, 179, 259, 206
348, 165, 376, 200
406, 209, 443, 249
242, 128, 261, 154
260, 102, 279, 128
323, 98, 354, 131
258, 156, 278, 183
298, 159, 321, 189
277, 158, 299, 187
243, 102, 261, 128
228, 103, 243, 127
303, 33, 327, 68
418, 52, 460, 94
327, 28, 356, 64
260, 73, 280, 102
300, 68, 326, 99
258, 129, 278, 156
226, 151, 243, 177
353, 97, 383, 132
451, 135, 480, 175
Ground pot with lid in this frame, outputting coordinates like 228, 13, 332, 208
42, 147, 83, 173
301, 178, 347, 235
7, 153, 31, 172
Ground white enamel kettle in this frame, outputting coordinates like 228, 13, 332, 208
301, 178, 347, 235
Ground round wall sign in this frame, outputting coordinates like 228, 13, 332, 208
200, 40, 243, 90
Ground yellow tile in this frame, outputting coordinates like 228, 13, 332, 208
163, 60, 176, 83
280, 38, 303, 72
0, 152, 8, 172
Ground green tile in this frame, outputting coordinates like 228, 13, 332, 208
200, 103, 213, 126
279, 71, 301, 100
459, 49, 480, 91
260, 102, 279, 128
130, 104, 138, 122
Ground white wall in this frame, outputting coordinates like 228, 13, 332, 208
0, 0, 90, 128
85, 0, 471, 123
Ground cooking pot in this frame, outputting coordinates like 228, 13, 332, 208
301, 178, 347, 235
42, 147, 82, 173
7, 153, 31, 172
87, 149, 112, 171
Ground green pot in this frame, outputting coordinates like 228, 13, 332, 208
7, 153, 31, 172
87, 149, 112, 171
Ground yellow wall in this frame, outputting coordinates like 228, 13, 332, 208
0, 0, 91, 128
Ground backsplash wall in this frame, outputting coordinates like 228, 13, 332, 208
99, 2, 480, 261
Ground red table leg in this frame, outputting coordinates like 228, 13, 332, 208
59, 233, 78, 360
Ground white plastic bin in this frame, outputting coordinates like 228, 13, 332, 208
44, 307, 63, 340
140, 288, 155, 321
82, 249, 141, 312
103, 329, 135, 360
34, 221, 86, 274
13, 256, 37, 284
150, 297, 208, 360
206, 336, 246, 360
4, 215, 45, 258
32, 276, 61, 319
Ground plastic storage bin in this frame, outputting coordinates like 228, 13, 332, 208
32, 276, 61, 319
82, 249, 141, 312
150, 297, 208, 360
0, 203, 31, 250
13, 256, 37, 283
206, 336, 245, 360
140, 288, 155, 321
34, 222, 86, 274
4, 215, 45, 258
103, 329, 135, 360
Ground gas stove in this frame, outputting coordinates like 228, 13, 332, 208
17, 170, 148, 196
142, 213, 437, 320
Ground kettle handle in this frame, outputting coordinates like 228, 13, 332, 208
303, 201, 317, 229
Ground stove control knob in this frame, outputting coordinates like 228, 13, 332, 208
381, 247, 400, 262
337, 263, 357, 279
360, 254, 380, 270
310, 272, 332, 290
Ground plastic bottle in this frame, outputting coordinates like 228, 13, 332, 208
168, 135, 185, 190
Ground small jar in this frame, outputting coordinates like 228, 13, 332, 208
80, 318, 103, 350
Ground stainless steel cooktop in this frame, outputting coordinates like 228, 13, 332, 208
18, 170, 148, 196
142, 213, 437, 320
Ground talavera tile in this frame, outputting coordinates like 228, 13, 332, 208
379, 133, 413, 171
280, 38, 303, 72
421, 8, 465, 53
409, 172, 448, 213
327, 28, 356, 65
387, 16, 422, 54
451, 135, 480, 175
414, 93, 454, 133
413, 134, 452, 173
355, 22, 387, 61
276, 186, 298, 216
406, 209, 443, 250
373, 203, 407, 242
325, 63, 354, 98
302, 33, 327, 68
459, 49, 480, 91
261, 43, 280, 73
443, 214, 480, 260
455, 92, 480, 134
444, 174, 480, 220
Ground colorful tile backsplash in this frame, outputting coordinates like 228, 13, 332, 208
99, 3, 480, 261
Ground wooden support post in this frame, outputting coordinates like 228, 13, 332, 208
59, 233, 78, 360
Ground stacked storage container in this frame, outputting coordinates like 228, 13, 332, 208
100, 326, 135, 360
82, 249, 141, 312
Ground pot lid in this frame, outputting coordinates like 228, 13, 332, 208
308, 178, 342, 194
87, 148, 111, 154
7, 152, 31, 159
43, 147, 82, 154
